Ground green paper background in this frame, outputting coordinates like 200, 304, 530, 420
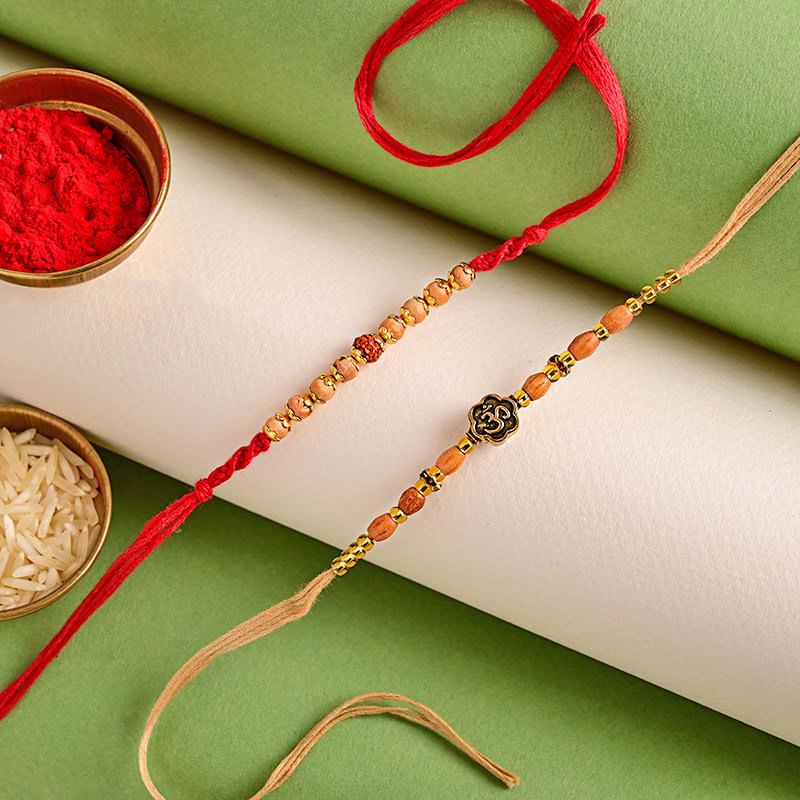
1, 450, 799, 799
0, 1, 797, 358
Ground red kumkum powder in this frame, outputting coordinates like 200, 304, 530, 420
0, 106, 149, 273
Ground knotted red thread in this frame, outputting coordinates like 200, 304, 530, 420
354, 0, 628, 271
0, 433, 271, 719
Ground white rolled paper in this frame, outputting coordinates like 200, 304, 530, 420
1, 42, 799, 747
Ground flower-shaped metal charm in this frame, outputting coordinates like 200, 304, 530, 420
468, 394, 519, 446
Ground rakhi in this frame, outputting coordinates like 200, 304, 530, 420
0, 0, 626, 718
137, 132, 800, 798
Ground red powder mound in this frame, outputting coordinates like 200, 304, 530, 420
0, 106, 150, 273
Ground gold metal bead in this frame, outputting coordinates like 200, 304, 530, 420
349, 544, 366, 559
456, 435, 475, 454
285, 405, 302, 422
641, 285, 657, 304
351, 346, 367, 364
654, 275, 670, 293
400, 307, 417, 327
389, 506, 407, 524
435, 277, 452, 295
331, 557, 348, 576
665, 269, 681, 287
625, 297, 643, 316
389, 313, 406, 329
512, 389, 531, 408
378, 326, 395, 344
592, 322, 609, 340
414, 477, 435, 497
429, 465, 445, 484
330, 363, 345, 382
560, 351, 577, 369
448, 272, 463, 292
543, 364, 561, 382
355, 534, 374, 551
423, 288, 438, 307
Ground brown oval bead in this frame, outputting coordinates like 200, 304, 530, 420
381, 316, 405, 342
568, 331, 600, 361
309, 376, 335, 402
287, 394, 313, 419
522, 372, 551, 401
425, 280, 451, 306
398, 487, 425, 516
402, 297, 428, 324
367, 512, 397, 542
333, 355, 359, 381
601, 304, 634, 334
450, 264, 475, 289
264, 415, 290, 440
436, 446, 465, 475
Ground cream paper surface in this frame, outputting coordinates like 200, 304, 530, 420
1, 42, 799, 746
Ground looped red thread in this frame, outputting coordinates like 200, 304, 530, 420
355, 0, 628, 271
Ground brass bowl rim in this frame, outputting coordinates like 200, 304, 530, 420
0, 66, 171, 287
0, 403, 112, 620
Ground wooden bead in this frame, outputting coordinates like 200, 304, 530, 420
333, 355, 359, 381
436, 446, 465, 475
309, 375, 335, 403
264, 415, 290, 440
450, 263, 475, 289
398, 487, 425, 515
402, 297, 428, 324
367, 512, 397, 542
381, 316, 405, 342
568, 332, 600, 360
601, 304, 634, 334
425, 280, 451, 306
522, 372, 551, 400
287, 394, 313, 419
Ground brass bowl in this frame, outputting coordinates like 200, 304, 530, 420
0, 404, 112, 620
0, 67, 170, 288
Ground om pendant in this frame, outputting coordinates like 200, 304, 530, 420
467, 394, 520, 446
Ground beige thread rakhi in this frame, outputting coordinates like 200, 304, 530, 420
139, 134, 800, 799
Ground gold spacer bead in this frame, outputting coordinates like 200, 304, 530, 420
592, 322, 609, 340
422, 288, 437, 307
351, 346, 367, 364
389, 506, 407, 524
543, 364, 561, 382
448, 273, 462, 292
416, 294, 431, 311
428, 465, 445, 484
641, 285, 657, 304
512, 389, 531, 408
389, 313, 407, 329
330, 363, 345, 382
263, 426, 281, 442
349, 544, 366, 559
435, 277, 452, 295
654, 275, 670, 293
378, 326, 395, 344
355, 534, 374, 551
414, 477, 435, 497
665, 268, 681, 287
456, 435, 475, 454
400, 307, 417, 327
285, 405, 302, 422
625, 297, 643, 316
560, 351, 577, 369
331, 557, 348, 576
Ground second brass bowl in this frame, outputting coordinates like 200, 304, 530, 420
0, 404, 112, 620
0, 67, 171, 288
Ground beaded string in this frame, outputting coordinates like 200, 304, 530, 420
0, 0, 625, 720
139, 135, 800, 798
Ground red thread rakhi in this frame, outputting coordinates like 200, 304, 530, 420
0, 0, 626, 719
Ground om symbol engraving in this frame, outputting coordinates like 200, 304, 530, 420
468, 394, 519, 446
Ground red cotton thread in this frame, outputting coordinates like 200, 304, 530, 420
354, 0, 628, 271
0, 106, 149, 273
0, 0, 626, 720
